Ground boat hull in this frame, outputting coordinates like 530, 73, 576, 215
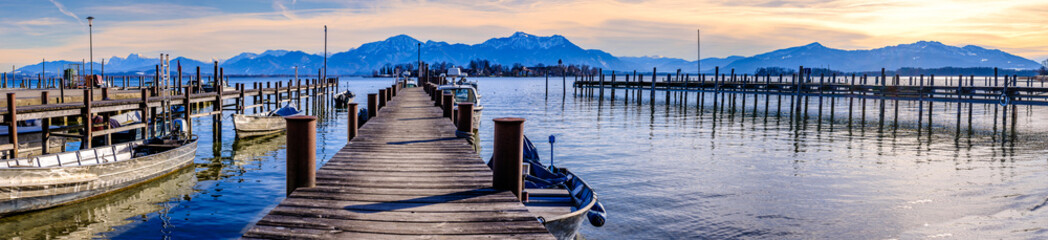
542, 209, 590, 240
0, 140, 198, 216
233, 114, 287, 138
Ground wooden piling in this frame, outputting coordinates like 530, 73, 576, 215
81, 89, 92, 149
285, 115, 317, 196
492, 117, 525, 200
367, 93, 378, 118
458, 102, 474, 133
379, 89, 387, 108
40, 92, 50, 155
347, 102, 358, 140
184, 87, 192, 137
6, 93, 17, 158
442, 93, 453, 118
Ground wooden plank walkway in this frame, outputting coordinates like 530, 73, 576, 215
243, 88, 554, 239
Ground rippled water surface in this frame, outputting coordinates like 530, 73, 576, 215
1, 77, 1046, 239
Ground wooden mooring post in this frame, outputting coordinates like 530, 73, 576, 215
285, 115, 317, 196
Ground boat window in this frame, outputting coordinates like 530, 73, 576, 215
453, 89, 474, 103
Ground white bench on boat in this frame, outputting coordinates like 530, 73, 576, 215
0, 140, 143, 168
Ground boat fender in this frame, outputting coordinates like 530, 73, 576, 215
587, 201, 607, 227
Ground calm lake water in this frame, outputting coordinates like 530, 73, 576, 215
1, 77, 1046, 239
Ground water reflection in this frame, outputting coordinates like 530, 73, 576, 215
0, 167, 196, 239
480, 78, 1048, 239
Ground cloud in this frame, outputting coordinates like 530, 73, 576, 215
273, 0, 296, 19
82, 3, 222, 20
2, 0, 1047, 67
14, 18, 65, 26
48, 0, 82, 25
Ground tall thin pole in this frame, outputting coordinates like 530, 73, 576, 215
697, 29, 701, 74
323, 25, 327, 80
88, 16, 94, 75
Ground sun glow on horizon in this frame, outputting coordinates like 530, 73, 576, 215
0, 0, 1045, 67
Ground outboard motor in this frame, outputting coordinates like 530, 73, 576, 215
171, 118, 189, 138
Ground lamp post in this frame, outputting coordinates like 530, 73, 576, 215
87, 16, 94, 75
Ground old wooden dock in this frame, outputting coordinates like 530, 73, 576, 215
243, 87, 553, 239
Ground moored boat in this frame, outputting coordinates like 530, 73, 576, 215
232, 103, 302, 138
446, 67, 478, 89
0, 123, 197, 216
333, 90, 355, 107
503, 135, 607, 240
396, 71, 417, 88
437, 84, 483, 131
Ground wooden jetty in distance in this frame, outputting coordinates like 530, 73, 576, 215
572, 66, 1040, 139
573, 66, 1047, 106
0, 61, 339, 160
244, 83, 554, 239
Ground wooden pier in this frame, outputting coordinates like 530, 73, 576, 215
570, 66, 1039, 140
0, 76, 338, 160
573, 67, 1048, 106
243, 87, 553, 239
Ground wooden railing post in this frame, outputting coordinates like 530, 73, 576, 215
285, 115, 317, 196
347, 102, 358, 140
492, 117, 525, 200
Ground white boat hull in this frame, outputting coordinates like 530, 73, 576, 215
0, 139, 198, 216
233, 114, 287, 138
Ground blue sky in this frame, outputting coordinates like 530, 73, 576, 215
1, 0, 1046, 68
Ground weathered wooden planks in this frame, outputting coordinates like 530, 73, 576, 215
243, 88, 553, 239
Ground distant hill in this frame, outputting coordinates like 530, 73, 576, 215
14, 33, 1042, 75
618, 56, 745, 73
723, 41, 1040, 73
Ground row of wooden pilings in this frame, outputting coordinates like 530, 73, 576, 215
571, 66, 1028, 141
284, 82, 527, 202
284, 81, 407, 196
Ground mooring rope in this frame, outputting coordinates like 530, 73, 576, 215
455, 130, 475, 146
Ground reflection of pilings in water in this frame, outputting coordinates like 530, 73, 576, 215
574, 66, 1033, 143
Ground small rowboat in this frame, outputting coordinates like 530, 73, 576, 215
232, 103, 302, 138
489, 135, 607, 240
0, 131, 197, 216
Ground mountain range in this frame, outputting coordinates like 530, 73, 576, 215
14, 32, 1043, 75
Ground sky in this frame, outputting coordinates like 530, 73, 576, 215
0, 0, 1046, 68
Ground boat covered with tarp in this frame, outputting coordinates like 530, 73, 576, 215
232, 103, 302, 138
0, 120, 197, 216
333, 90, 355, 108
